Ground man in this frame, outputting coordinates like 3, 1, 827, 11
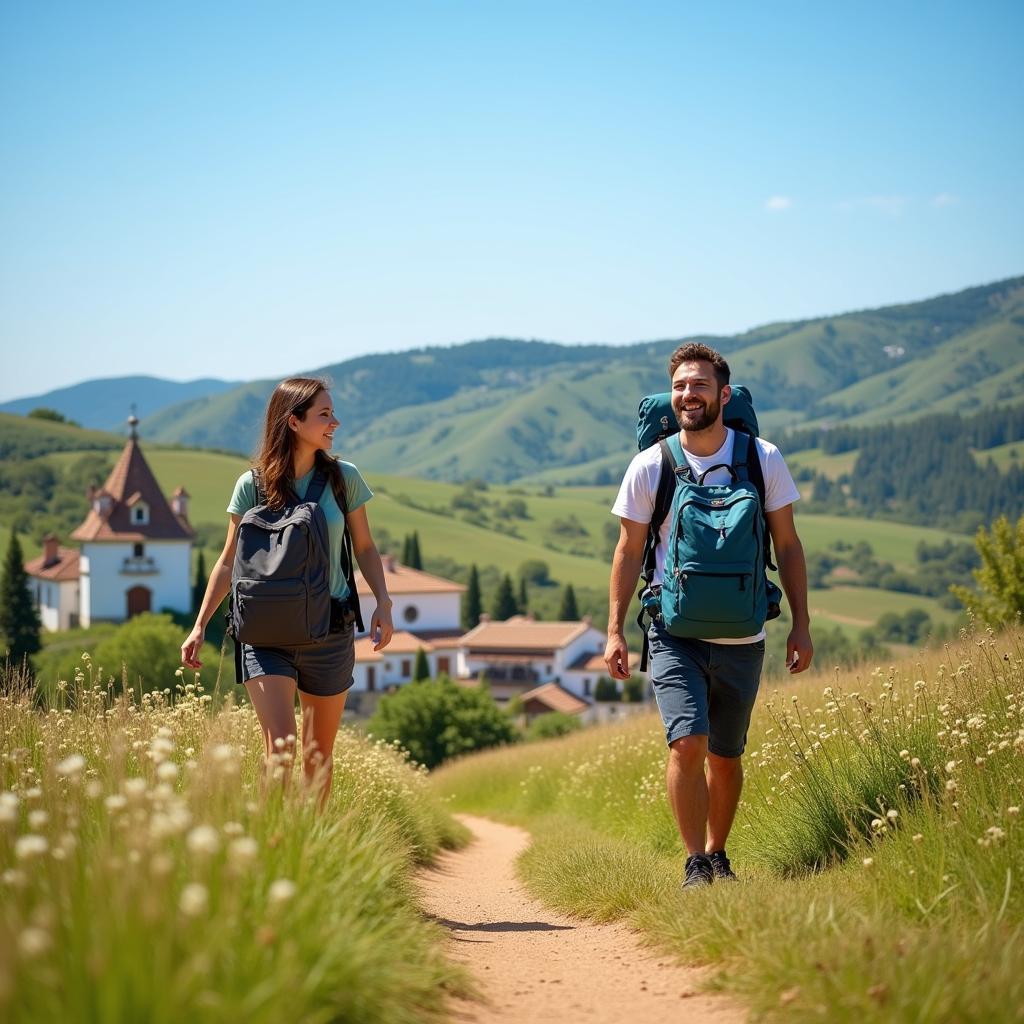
605, 342, 813, 889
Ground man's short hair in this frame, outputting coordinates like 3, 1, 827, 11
668, 342, 731, 387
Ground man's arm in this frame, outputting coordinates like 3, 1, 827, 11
765, 504, 813, 673
604, 517, 648, 680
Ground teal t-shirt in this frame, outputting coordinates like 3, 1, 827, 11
227, 461, 373, 601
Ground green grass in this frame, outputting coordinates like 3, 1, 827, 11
975, 440, 1024, 473
807, 585, 958, 628
786, 446, 858, 480
0, 671, 469, 1023
432, 626, 1024, 1022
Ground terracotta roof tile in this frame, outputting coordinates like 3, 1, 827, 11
353, 630, 432, 661
24, 548, 80, 583
71, 438, 193, 543
520, 682, 589, 715
461, 616, 591, 652
355, 561, 465, 596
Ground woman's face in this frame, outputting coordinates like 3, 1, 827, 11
290, 389, 338, 453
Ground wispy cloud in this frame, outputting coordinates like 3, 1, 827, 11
764, 195, 793, 212
837, 195, 908, 216
932, 192, 958, 207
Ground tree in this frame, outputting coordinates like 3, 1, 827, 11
594, 676, 619, 702
0, 529, 41, 671
367, 677, 519, 769
951, 514, 1024, 627
409, 531, 422, 570
518, 559, 551, 586
413, 647, 430, 682
622, 675, 646, 703
192, 550, 208, 615
518, 576, 528, 614
463, 564, 482, 629
558, 583, 579, 621
27, 407, 70, 423
492, 574, 518, 620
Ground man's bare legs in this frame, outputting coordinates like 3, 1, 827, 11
667, 737, 744, 856
705, 751, 743, 853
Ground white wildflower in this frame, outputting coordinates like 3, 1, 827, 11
18, 927, 51, 958
186, 825, 220, 857
268, 878, 297, 905
179, 883, 208, 917
156, 762, 179, 783
15, 835, 49, 860
55, 754, 86, 777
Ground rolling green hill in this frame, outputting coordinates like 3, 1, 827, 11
129, 276, 1024, 481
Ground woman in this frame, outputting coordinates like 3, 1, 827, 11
181, 377, 393, 804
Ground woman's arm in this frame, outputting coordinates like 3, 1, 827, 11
346, 504, 394, 651
180, 515, 241, 669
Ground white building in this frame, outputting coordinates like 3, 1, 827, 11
66, 417, 193, 626
24, 535, 81, 632
350, 559, 465, 692
457, 615, 611, 703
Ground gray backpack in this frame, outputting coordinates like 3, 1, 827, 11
229, 467, 362, 665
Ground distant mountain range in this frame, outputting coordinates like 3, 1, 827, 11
0, 376, 241, 433
5, 276, 1022, 482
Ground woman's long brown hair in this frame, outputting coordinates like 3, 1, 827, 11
252, 377, 345, 510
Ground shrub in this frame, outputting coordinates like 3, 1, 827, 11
368, 677, 519, 769
594, 676, 619, 702
526, 711, 582, 741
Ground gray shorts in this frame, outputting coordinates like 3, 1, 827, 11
240, 624, 355, 697
647, 620, 764, 758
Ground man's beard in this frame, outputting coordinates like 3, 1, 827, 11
675, 394, 721, 432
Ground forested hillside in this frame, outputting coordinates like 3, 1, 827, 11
126, 276, 1024, 477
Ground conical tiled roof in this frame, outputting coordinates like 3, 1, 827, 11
71, 437, 193, 542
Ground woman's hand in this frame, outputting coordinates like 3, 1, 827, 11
370, 603, 394, 651
181, 624, 205, 669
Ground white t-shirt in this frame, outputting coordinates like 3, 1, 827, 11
611, 428, 800, 644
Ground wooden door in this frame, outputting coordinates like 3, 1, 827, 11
126, 586, 151, 618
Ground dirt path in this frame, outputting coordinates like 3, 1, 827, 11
417, 814, 745, 1024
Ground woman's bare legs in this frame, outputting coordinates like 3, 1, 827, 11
244, 675, 299, 789
299, 690, 349, 809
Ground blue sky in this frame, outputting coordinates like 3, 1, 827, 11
1, 1, 1021, 401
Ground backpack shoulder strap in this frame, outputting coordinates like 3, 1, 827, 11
304, 468, 328, 505
737, 430, 777, 571
640, 439, 679, 584
250, 468, 267, 505
325, 458, 365, 633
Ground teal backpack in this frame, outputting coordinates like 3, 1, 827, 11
635, 386, 781, 666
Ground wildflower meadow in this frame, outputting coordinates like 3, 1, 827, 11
0, 660, 467, 1024
433, 625, 1024, 1022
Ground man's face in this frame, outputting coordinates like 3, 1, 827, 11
671, 360, 729, 432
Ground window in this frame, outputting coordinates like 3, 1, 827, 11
584, 678, 591, 697
133, 543, 145, 558
367, 667, 376, 692
132, 503, 149, 525
437, 657, 450, 676
403, 605, 419, 624
401, 659, 411, 678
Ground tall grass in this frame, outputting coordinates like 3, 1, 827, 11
0, 660, 467, 1023
432, 625, 1024, 1022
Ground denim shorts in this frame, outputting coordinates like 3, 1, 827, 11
240, 623, 355, 697
647, 620, 765, 757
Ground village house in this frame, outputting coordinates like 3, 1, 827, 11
26, 416, 194, 630
349, 557, 465, 692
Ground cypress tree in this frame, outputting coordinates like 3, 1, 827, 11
558, 583, 579, 620
518, 576, 528, 614
463, 564, 482, 629
413, 647, 430, 682
192, 550, 208, 615
409, 531, 423, 570
492, 574, 518, 621
0, 529, 42, 670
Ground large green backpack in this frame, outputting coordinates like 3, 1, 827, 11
635, 386, 781, 665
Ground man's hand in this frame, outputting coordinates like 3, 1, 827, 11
604, 632, 631, 680
785, 625, 813, 673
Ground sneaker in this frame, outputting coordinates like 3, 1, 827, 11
682, 853, 714, 890
708, 849, 738, 881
